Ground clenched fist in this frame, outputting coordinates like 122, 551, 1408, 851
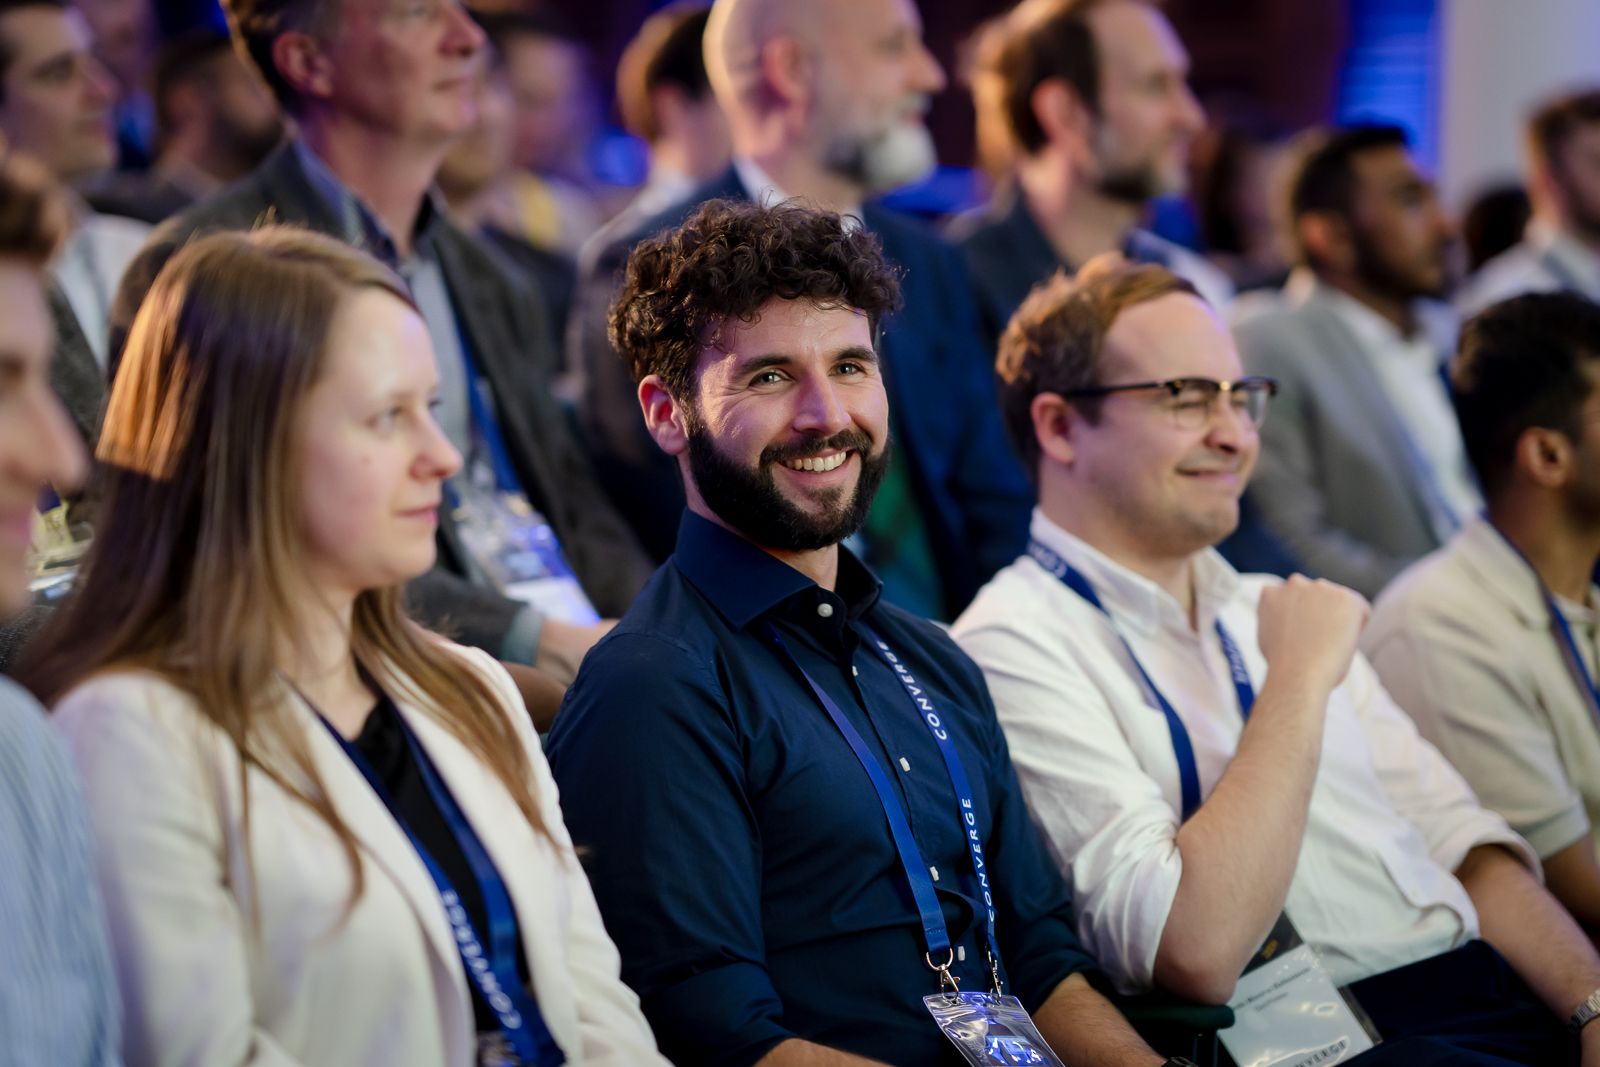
1256, 574, 1370, 695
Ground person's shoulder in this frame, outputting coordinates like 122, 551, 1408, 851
1456, 242, 1551, 317
951, 556, 1058, 642
1367, 538, 1480, 631
0, 677, 55, 760
50, 667, 204, 739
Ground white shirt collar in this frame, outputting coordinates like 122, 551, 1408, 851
1315, 280, 1432, 351
1027, 508, 1241, 636
732, 155, 864, 230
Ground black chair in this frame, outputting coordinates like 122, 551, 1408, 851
1118, 991, 1235, 1066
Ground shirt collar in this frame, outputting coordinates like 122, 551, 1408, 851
292, 138, 447, 269
674, 510, 883, 629
732, 155, 863, 229
1527, 217, 1600, 292
1027, 508, 1240, 636
1313, 278, 1432, 350
1454, 511, 1591, 628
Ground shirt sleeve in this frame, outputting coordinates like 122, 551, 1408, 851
546, 633, 794, 1067
1343, 651, 1541, 875
955, 616, 1185, 995
1364, 603, 1589, 859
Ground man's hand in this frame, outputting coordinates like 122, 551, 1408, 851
536, 618, 617, 686
1257, 575, 1369, 695
500, 661, 567, 733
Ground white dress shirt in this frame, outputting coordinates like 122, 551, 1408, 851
52, 207, 150, 368
1366, 513, 1600, 859
951, 511, 1533, 994
1458, 219, 1600, 318
53, 642, 667, 1067
1319, 286, 1482, 536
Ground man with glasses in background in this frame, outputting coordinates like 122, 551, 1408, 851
952, 253, 1600, 1066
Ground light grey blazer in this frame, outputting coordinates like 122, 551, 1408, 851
1234, 283, 1460, 599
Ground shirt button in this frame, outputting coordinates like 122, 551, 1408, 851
851, 665, 859, 677
816, 602, 835, 618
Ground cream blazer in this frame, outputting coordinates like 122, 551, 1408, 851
51, 643, 667, 1067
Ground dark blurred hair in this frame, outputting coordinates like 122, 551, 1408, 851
1190, 104, 1287, 255
616, 3, 712, 144
996, 254, 1197, 478
1528, 88, 1600, 172
610, 198, 901, 400
221, 0, 340, 115
1461, 184, 1531, 273
0, 0, 67, 102
984, 0, 1111, 157
0, 150, 68, 265
1453, 291, 1600, 499
153, 29, 235, 134
1286, 124, 1409, 264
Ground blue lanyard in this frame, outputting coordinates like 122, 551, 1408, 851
316, 698, 565, 1066
1026, 539, 1255, 821
455, 325, 524, 497
1487, 523, 1600, 726
765, 622, 1006, 993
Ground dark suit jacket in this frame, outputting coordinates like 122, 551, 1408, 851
569, 166, 1033, 618
109, 143, 654, 653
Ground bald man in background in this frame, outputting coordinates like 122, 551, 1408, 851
569, 0, 1033, 622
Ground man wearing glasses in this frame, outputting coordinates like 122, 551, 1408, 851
952, 254, 1600, 1065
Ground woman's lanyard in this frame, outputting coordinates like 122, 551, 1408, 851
1487, 523, 1600, 728
313, 695, 565, 1067
1026, 539, 1256, 821
764, 622, 1006, 995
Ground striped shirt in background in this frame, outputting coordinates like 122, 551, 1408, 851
0, 676, 120, 1066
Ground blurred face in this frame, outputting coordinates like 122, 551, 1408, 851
438, 61, 515, 200
295, 289, 462, 600
1082, 0, 1203, 203
1066, 294, 1259, 558
317, 0, 485, 144
1552, 122, 1600, 243
1346, 144, 1457, 300
203, 49, 284, 170
502, 32, 594, 174
811, 0, 946, 195
0, 6, 116, 183
680, 298, 891, 552
0, 257, 87, 617
73, 0, 152, 94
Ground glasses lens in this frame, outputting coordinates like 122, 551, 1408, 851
1170, 380, 1218, 430
1241, 380, 1271, 427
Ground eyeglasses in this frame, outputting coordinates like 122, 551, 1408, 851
1061, 376, 1280, 430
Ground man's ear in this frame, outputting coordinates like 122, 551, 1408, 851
1030, 392, 1078, 468
640, 374, 690, 457
757, 34, 812, 112
270, 30, 334, 104
1297, 211, 1354, 274
1516, 425, 1575, 490
1031, 77, 1093, 161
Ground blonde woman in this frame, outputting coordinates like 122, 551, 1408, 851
23, 227, 666, 1067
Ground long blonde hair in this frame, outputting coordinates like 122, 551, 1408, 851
23, 226, 547, 901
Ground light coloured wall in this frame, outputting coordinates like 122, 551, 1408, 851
1440, 0, 1600, 210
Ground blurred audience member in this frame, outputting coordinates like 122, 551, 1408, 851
612, 2, 729, 222
1235, 125, 1475, 598
113, 0, 651, 709
1189, 104, 1292, 293
0, 149, 119, 1067
88, 29, 284, 225
955, 254, 1600, 1066
1460, 89, 1600, 315
437, 33, 574, 354
551, 199, 1156, 1067
480, 10, 606, 256
29, 226, 666, 1067
74, 0, 153, 169
571, 0, 1033, 621
1463, 183, 1533, 274
953, 0, 1231, 347
0, 0, 149, 366
1367, 292, 1600, 942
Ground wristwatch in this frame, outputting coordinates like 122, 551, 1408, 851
1569, 987, 1600, 1032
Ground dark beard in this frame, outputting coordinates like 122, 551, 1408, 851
1096, 162, 1163, 206
1351, 224, 1450, 301
686, 426, 890, 552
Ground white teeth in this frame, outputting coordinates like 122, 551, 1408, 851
785, 451, 848, 472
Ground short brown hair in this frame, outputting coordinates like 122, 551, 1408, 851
0, 150, 68, 266
616, 2, 712, 144
221, 0, 338, 115
996, 253, 1197, 478
609, 198, 902, 401
982, 0, 1118, 157
1528, 87, 1600, 173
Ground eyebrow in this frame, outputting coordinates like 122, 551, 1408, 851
731, 346, 880, 376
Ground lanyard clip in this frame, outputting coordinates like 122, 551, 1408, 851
926, 948, 960, 996
988, 952, 1003, 998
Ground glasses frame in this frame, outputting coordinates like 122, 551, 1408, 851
1059, 376, 1280, 429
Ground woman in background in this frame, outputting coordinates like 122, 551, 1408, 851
24, 227, 665, 1067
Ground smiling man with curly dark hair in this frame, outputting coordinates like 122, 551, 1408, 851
548, 197, 1161, 1067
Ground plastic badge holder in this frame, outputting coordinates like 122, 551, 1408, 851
925, 992, 1068, 1066
1219, 944, 1380, 1067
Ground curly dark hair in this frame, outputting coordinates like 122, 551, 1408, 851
609, 199, 903, 401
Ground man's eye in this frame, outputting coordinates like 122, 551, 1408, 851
752, 371, 784, 385
837, 362, 863, 375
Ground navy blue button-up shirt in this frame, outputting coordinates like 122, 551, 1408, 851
547, 514, 1101, 1066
